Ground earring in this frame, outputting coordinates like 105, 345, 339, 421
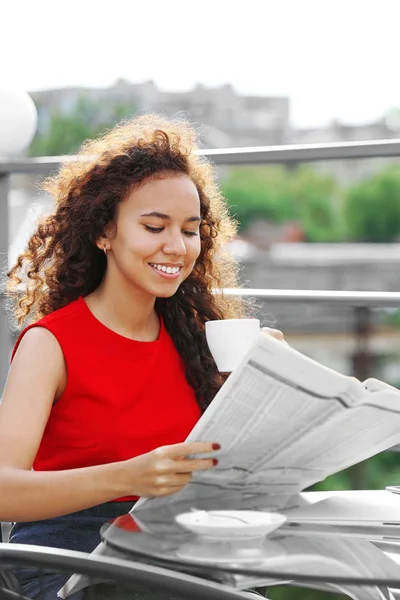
103, 247, 107, 255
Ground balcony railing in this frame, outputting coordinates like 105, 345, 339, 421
1, 138, 400, 392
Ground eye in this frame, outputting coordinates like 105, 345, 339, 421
183, 230, 199, 237
144, 225, 163, 233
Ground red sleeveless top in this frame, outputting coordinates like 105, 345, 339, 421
12, 297, 202, 501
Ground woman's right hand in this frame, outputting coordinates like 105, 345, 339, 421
125, 442, 220, 498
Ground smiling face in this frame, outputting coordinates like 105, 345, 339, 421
101, 173, 202, 300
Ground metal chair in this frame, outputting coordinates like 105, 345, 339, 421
0, 523, 11, 544
0, 543, 262, 600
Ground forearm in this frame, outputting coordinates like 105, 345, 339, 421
0, 461, 131, 522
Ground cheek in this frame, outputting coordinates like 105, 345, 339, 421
189, 238, 202, 262
117, 229, 157, 258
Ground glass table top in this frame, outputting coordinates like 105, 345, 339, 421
100, 500, 400, 590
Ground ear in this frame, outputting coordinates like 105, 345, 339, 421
95, 233, 110, 252
95, 236, 106, 251
95, 222, 114, 251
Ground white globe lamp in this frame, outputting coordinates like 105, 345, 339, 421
0, 88, 38, 156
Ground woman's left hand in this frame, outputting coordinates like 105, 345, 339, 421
261, 327, 288, 344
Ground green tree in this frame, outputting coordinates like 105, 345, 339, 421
221, 166, 296, 231
29, 96, 135, 157
343, 166, 400, 242
289, 166, 341, 242
221, 165, 340, 242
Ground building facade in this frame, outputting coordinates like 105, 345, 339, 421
29, 79, 400, 184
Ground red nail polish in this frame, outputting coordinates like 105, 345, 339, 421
212, 443, 221, 450
212, 459, 218, 466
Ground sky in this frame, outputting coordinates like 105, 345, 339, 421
2, 0, 400, 127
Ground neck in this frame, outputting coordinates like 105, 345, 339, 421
85, 268, 159, 341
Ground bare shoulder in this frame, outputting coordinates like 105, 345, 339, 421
0, 326, 66, 469
14, 325, 62, 356
11, 325, 67, 398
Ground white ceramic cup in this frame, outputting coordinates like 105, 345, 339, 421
205, 319, 260, 372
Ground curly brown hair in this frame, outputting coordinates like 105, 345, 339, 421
7, 114, 249, 409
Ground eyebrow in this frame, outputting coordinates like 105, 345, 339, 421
140, 211, 201, 223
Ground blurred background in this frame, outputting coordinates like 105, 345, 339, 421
2, 1, 400, 597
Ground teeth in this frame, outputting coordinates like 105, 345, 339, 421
150, 263, 180, 274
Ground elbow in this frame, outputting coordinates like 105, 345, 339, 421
0, 466, 30, 522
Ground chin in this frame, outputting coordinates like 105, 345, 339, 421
155, 288, 179, 299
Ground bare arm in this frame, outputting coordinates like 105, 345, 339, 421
0, 328, 217, 522
0, 328, 130, 521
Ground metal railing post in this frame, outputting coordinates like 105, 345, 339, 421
352, 306, 373, 382
0, 173, 10, 395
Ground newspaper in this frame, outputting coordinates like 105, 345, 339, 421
133, 331, 400, 515
59, 331, 400, 597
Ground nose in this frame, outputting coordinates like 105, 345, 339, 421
163, 230, 187, 256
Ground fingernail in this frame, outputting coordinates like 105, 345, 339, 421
212, 443, 221, 450
212, 459, 218, 466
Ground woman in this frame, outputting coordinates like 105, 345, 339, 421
0, 114, 250, 599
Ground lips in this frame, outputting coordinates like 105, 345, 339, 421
149, 263, 182, 279
149, 262, 182, 274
